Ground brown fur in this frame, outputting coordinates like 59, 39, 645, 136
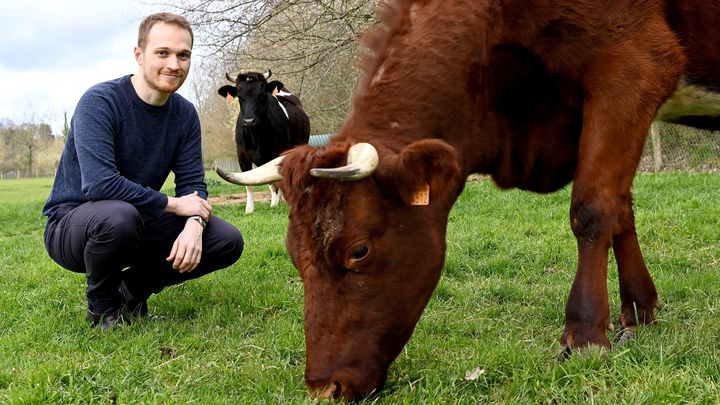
271, 0, 720, 400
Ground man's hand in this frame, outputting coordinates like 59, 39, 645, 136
166, 218, 204, 273
165, 191, 212, 222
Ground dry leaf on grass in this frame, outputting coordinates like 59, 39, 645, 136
464, 367, 486, 381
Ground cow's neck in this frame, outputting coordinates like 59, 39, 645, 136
344, 0, 500, 177
343, 0, 588, 193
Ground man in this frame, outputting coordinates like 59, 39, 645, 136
43, 13, 244, 329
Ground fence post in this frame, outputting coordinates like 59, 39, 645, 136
650, 123, 663, 171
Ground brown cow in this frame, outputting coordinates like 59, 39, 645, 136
218, 0, 720, 401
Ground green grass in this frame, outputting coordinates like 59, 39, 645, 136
0, 172, 718, 404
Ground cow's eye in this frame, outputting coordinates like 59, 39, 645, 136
350, 245, 369, 260
345, 241, 373, 270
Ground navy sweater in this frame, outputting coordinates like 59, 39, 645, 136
43, 75, 207, 220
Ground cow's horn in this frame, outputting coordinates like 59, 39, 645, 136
310, 143, 379, 180
263, 69, 272, 79
216, 156, 284, 186
226, 73, 236, 82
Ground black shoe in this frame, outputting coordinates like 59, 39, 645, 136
123, 299, 150, 317
119, 281, 164, 321
87, 309, 128, 330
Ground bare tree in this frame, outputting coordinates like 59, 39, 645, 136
170, 0, 380, 134
0, 120, 56, 176
189, 57, 242, 165
62, 112, 70, 138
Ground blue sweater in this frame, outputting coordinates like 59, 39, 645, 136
43, 75, 207, 220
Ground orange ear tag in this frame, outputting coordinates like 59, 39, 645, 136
272, 87, 279, 96
410, 183, 430, 206
226, 94, 234, 103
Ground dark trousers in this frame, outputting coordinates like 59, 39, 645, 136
44, 200, 244, 315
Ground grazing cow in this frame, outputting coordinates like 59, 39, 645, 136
217, 0, 720, 401
217, 70, 310, 213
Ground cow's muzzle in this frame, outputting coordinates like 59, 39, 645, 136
306, 366, 385, 402
243, 118, 257, 127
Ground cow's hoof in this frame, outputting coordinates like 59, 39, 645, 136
615, 327, 637, 345
558, 328, 611, 360
557, 345, 573, 361
557, 343, 609, 361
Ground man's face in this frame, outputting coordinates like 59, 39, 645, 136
134, 22, 192, 95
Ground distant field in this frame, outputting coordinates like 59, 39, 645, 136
0, 173, 718, 403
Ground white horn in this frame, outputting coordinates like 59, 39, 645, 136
216, 156, 284, 186
263, 69, 272, 79
310, 143, 379, 180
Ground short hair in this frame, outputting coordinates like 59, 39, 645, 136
137, 12, 194, 50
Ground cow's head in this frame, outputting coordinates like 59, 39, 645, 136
217, 139, 466, 401
217, 70, 284, 127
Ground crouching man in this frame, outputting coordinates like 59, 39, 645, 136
42, 12, 244, 329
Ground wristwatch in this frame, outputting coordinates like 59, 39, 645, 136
188, 215, 206, 229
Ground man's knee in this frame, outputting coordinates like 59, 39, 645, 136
88, 201, 143, 244
208, 219, 244, 266
222, 225, 244, 263
229, 227, 244, 262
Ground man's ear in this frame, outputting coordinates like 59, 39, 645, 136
383, 139, 464, 207
217, 85, 237, 99
134, 47, 143, 65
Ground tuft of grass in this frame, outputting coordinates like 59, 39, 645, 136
0, 172, 718, 403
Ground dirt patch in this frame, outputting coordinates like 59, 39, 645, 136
209, 191, 273, 205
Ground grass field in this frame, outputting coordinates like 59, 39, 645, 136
0, 172, 718, 404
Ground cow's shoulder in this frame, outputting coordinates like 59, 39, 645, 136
277, 93, 304, 109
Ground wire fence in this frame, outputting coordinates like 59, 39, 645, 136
638, 122, 720, 172
213, 127, 720, 175
0, 168, 57, 180
3, 127, 719, 180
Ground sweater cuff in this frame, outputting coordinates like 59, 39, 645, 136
147, 192, 169, 218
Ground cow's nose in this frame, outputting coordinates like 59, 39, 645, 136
306, 366, 384, 401
307, 372, 373, 402
243, 118, 256, 127
308, 379, 346, 401
317, 381, 343, 400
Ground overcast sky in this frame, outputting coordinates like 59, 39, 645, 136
0, 0, 196, 134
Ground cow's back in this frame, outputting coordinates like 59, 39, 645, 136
661, 1, 720, 129
278, 95, 311, 146
667, 0, 720, 87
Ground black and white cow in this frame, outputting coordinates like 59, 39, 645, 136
218, 70, 310, 213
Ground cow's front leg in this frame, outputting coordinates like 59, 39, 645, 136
562, 193, 615, 351
564, 180, 658, 350
269, 183, 282, 207
613, 207, 658, 342
245, 185, 256, 214
560, 23, 682, 353
562, 126, 660, 351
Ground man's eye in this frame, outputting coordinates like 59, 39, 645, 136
178, 53, 191, 61
157, 51, 168, 57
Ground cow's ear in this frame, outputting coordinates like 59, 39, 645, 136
266, 81, 284, 94
218, 85, 237, 98
384, 139, 464, 207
